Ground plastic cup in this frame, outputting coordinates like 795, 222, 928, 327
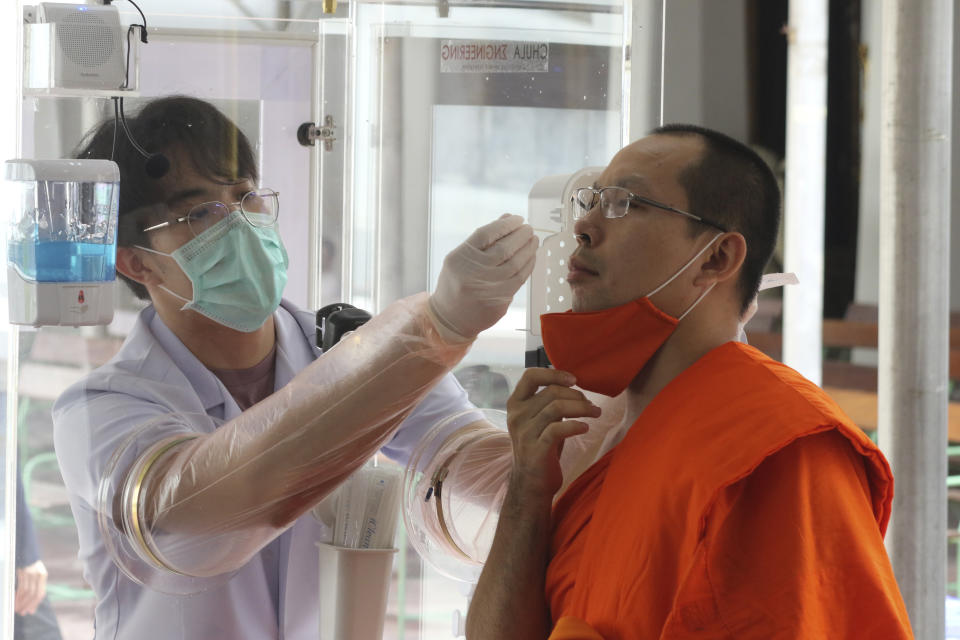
317, 542, 398, 640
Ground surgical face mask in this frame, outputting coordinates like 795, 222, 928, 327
137, 211, 289, 332
540, 235, 720, 396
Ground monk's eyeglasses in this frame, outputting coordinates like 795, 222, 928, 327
571, 186, 728, 233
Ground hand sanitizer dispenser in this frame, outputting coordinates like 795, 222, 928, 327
4, 159, 120, 326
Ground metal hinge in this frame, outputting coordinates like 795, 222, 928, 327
297, 115, 336, 151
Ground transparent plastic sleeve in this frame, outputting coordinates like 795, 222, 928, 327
98, 293, 473, 586
403, 410, 513, 583
402, 391, 627, 582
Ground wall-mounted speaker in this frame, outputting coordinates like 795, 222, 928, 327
26, 3, 126, 91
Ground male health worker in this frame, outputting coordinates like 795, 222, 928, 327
52, 95, 538, 639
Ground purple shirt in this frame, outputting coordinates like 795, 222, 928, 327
209, 345, 278, 411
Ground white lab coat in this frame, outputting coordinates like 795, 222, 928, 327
53, 299, 479, 640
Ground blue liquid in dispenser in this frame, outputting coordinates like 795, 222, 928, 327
9, 241, 116, 282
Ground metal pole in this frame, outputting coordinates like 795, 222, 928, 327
308, 36, 323, 310
878, 1, 953, 637
781, 0, 827, 386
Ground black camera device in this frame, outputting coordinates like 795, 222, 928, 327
315, 303, 372, 351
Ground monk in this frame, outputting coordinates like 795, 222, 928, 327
465, 125, 913, 639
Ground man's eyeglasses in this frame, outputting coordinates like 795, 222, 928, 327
571, 186, 727, 232
143, 188, 280, 236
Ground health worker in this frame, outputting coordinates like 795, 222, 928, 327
53, 95, 538, 640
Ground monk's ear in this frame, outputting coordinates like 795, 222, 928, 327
116, 247, 161, 286
695, 232, 747, 287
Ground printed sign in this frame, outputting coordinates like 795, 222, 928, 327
440, 40, 550, 73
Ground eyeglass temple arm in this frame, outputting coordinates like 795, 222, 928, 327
142, 215, 189, 233
631, 194, 728, 232
142, 220, 172, 233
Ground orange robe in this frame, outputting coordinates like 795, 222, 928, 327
546, 342, 913, 639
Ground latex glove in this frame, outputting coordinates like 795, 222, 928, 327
429, 214, 538, 340
14, 560, 47, 616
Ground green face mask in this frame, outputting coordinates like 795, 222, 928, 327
138, 211, 289, 332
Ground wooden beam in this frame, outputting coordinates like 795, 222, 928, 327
825, 386, 960, 443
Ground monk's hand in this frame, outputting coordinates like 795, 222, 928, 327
506, 368, 601, 500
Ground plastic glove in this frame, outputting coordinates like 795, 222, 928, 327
429, 214, 538, 341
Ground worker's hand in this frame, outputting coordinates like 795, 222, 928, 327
506, 368, 600, 500
429, 214, 538, 341
14, 560, 48, 616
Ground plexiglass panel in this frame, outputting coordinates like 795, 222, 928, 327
10, 4, 325, 638
6, 0, 633, 638
343, 1, 627, 635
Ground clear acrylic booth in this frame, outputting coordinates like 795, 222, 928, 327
0, 0, 660, 637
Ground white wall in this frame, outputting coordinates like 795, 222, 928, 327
662, 0, 749, 141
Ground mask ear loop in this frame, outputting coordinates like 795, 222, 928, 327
678, 282, 716, 321
645, 233, 724, 320
157, 285, 193, 308
132, 245, 194, 309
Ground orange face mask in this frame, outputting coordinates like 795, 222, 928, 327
539, 234, 722, 397
540, 298, 678, 396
